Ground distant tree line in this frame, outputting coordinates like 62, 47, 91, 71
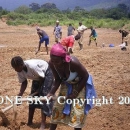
0, 3, 130, 19
0, 3, 130, 30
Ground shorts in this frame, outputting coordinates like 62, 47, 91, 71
29, 67, 54, 116
90, 36, 96, 41
40, 36, 49, 45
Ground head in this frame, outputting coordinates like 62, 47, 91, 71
119, 29, 122, 33
69, 24, 72, 26
56, 20, 59, 25
75, 34, 81, 40
36, 26, 40, 31
11, 56, 24, 72
79, 22, 82, 26
50, 44, 71, 66
90, 26, 93, 30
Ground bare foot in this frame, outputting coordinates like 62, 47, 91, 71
35, 50, 39, 55
27, 122, 33, 126
40, 122, 45, 130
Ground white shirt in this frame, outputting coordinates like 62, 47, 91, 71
17, 59, 48, 83
77, 25, 87, 33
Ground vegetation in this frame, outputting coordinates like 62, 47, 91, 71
0, 3, 130, 30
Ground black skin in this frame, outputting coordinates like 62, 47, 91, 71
53, 22, 62, 40
47, 55, 89, 130
119, 30, 129, 43
36, 29, 48, 55
13, 63, 46, 130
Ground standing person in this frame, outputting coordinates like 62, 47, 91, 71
47, 44, 96, 130
35, 27, 49, 55
67, 24, 75, 36
88, 26, 97, 46
11, 56, 54, 130
77, 22, 87, 50
119, 29, 129, 46
53, 20, 62, 43
60, 34, 81, 54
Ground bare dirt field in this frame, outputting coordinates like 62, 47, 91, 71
0, 20, 130, 130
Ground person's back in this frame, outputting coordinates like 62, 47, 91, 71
61, 35, 74, 47
37, 29, 48, 37
68, 24, 75, 36
121, 30, 129, 37
91, 28, 97, 37
119, 29, 129, 45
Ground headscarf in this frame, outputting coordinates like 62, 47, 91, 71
50, 44, 71, 62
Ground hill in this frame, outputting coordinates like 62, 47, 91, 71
0, 0, 130, 11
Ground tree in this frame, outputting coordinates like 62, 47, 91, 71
62, 8, 71, 13
73, 6, 85, 12
41, 3, 57, 9
0, 6, 3, 11
14, 5, 32, 14
29, 3, 40, 11
117, 4, 129, 14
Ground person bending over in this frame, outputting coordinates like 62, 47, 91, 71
11, 56, 54, 130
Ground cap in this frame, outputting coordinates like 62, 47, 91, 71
56, 20, 59, 23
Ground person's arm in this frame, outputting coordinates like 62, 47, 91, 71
37, 31, 41, 39
60, 31, 62, 39
67, 56, 89, 98
89, 30, 93, 37
48, 61, 62, 96
18, 80, 28, 96
73, 26, 75, 31
60, 26, 62, 39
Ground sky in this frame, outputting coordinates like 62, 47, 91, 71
0, 0, 88, 10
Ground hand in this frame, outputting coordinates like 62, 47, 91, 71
47, 93, 54, 97
47, 93, 56, 101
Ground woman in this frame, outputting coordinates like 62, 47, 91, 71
11, 56, 54, 130
47, 44, 96, 130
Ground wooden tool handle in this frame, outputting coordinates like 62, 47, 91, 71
1, 105, 13, 113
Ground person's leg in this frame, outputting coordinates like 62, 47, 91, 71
88, 39, 91, 46
45, 37, 49, 55
27, 107, 35, 125
45, 44, 48, 55
125, 41, 128, 46
68, 47, 73, 54
40, 110, 46, 130
95, 42, 97, 46
49, 123, 57, 130
94, 38, 97, 46
79, 34, 83, 50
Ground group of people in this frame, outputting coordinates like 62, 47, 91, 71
11, 44, 96, 129
35, 20, 130, 55
10, 20, 130, 130
35, 20, 98, 55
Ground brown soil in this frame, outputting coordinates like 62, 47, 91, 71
0, 20, 130, 130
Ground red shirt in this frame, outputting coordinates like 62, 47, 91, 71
61, 35, 75, 48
